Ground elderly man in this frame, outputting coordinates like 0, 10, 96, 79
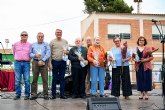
12, 31, 31, 100
49, 29, 68, 99
68, 37, 88, 99
30, 32, 51, 100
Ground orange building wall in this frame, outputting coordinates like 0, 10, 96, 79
82, 21, 94, 40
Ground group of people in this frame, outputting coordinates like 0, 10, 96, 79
12, 29, 154, 101
12, 29, 68, 100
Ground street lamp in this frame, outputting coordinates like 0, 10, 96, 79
134, 0, 143, 13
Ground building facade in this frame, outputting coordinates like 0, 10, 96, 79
81, 13, 165, 85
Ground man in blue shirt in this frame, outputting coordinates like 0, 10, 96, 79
30, 32, 51, 100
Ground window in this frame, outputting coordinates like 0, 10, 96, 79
108, 24, 131, 39
152, 25, 165, 40
108, 34, 118, 39
120, 33, 131, 39
152, 34, 160, 40
152, 62, 162, 82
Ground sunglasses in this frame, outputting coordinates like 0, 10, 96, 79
21, 34, 28, 36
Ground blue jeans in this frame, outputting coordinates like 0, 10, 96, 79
51, 60, 66, 96
90, 66, 105, 96
14, 61, 30, 97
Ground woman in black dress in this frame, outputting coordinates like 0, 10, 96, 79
133, 36, 154, 100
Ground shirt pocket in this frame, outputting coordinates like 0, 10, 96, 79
15, 45, 22, 51
23, 45, 30, 53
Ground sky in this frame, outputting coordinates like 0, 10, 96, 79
0, 0, 165, 48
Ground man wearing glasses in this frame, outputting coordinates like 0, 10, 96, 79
30, 32, 51, 100
12, 31, 31, 100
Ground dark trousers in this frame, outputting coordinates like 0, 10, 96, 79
31, 60, 48, 96
51, 60, 66, 96
85, 68, 90, 95
71, 66, 87, 96
111, 66, 132, 97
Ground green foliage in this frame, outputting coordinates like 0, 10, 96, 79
83, 0, 133, 14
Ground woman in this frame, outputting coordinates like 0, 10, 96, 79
87, 36, 106, 97
133, 36, 153, 100
109, 36, 132, 99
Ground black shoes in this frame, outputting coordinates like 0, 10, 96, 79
13, 96, 30, 100
71, 95, 86, 99
51, 95, 67, 99
13, 96, 20, 100
100, 95, 104, 97
80, 95, 86, 99
91, 95, 97, 98
51, 96, 56, 99
60, 95, 67, 99
24, 96, 30, 100
30, 96, 37, 100
44, 96, 49, 100
72, 95, 79, 99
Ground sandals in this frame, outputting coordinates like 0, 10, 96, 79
144, 96, 149, 100
139, 96, 143, 100
138, 92, 149, 100
139, 92, 144, 100
125, 96, 130, 100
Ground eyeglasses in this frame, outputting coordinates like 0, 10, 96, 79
38, 36, 44, 37
21, 34, 28, 36
114, 40, 120, 43
75, 40, 81, 42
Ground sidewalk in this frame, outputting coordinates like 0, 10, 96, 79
0, 89, 164, 110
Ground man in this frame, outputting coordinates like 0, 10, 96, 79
85, 36, 92, 96
49, 29, 68, 99
68, 37, 88, 98
30, 32, 51, 100
12, 31, 31, 100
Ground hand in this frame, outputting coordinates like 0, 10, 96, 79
122, 59, 126, 63
109, 57, 113, 62
140, 58, 148, 63
93, 60, 99, 66
63, 50, 68, 54
38, 60, 45, 66
84, 60, 88, 65
78, 56, 83, 61
111, 59, 115, 64
49, 64, 52, 70
105, 66, 109, 70
132, 57, 135, 61
35, 54, 41, 58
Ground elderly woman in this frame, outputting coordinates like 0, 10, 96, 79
87, 36, 106, 97
109, 36, 132, 99
132, 36, 154, 100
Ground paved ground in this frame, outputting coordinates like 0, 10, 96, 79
0, 89, 164, 110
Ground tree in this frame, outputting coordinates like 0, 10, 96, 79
83, 0, 133, 14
